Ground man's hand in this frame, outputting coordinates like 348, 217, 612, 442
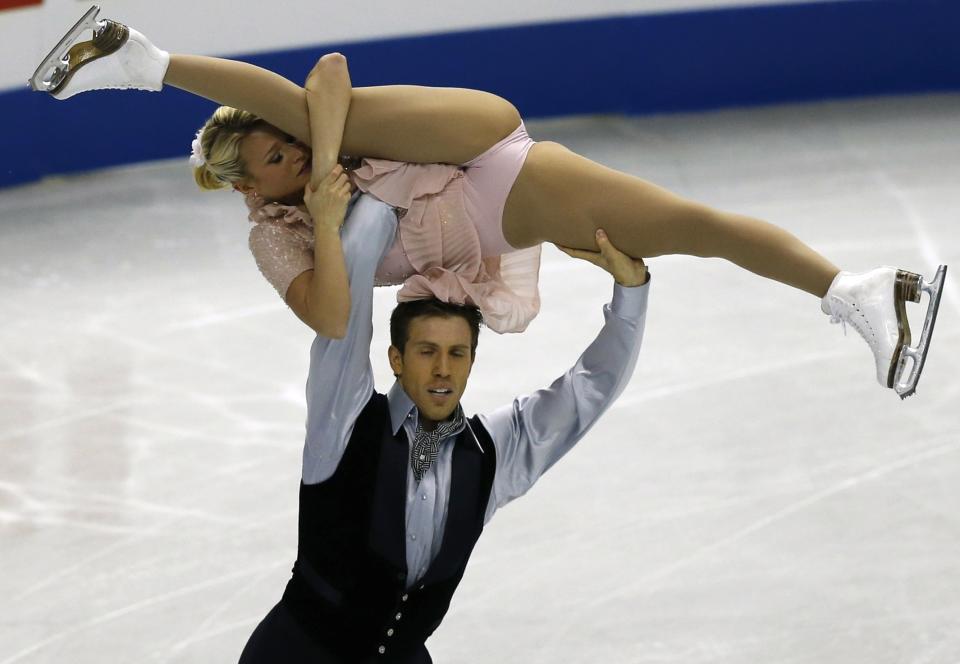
304, 164, 352, 234
556, 229, 648, 287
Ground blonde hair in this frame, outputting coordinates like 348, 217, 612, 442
192, 106, 266, 191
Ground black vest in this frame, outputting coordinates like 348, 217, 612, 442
281, 391, 497, 660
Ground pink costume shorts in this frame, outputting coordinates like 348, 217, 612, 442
460, 121, 535, 255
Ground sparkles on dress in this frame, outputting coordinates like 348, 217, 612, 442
246, 156, 542, 334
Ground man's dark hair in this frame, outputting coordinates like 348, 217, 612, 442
390, 299, 484, 359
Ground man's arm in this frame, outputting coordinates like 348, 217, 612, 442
480, 230, 650, 520
301, 196, 398, 484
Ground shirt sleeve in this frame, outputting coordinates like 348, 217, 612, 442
248, 222, 316, 300
479, 280, 651, 522
301, 196, 399, 484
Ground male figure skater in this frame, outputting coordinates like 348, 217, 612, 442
239, 195, 651, 663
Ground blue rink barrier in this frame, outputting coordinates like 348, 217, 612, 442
3, 0, 959, 189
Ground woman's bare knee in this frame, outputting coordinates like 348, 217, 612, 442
453, 90, 520, 154
610, 199, 723, 259
489, 96, 522, 138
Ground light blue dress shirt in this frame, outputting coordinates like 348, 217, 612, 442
302, 194, 650, 589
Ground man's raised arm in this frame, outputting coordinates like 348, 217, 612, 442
481, 230, 650, 519
301, 196, 398, 484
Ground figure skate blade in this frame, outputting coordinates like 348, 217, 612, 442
29, 5, 103, 92
894, 264, 947, 399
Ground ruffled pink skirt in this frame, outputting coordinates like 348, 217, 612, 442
349, 123, 541, 334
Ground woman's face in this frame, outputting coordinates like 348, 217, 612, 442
237, 127, 312, 205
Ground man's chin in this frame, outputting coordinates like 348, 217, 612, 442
426, 409, 456, 424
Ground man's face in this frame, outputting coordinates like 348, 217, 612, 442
388, 315, 475, 429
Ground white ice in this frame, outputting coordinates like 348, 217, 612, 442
1, 95, 958, 664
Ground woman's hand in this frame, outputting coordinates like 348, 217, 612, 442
304, 164, 353, 233
305, 52, 349, 92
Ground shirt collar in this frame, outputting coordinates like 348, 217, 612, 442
386, 381, 482, 452
387, 380, 418, 435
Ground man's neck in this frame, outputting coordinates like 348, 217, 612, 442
416, 406, 463, 433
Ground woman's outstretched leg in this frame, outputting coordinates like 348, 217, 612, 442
165, 55, 521, 164
505, 141, 947, 397
504, 142, 839, 297
36, 7, 521, 166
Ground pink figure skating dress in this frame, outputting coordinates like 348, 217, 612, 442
247, 123, 542, 333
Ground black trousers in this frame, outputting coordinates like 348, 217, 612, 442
238, 602, 432, 664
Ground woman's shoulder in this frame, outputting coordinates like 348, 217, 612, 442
248, 217, 313, 251
247, 219, 315, 300
247, 218, 286, 241
244, 190, 315, 252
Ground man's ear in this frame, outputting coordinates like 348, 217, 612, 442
388, 346, 403, 378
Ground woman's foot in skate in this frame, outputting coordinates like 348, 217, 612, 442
30, 5, 169, 100
822, 265, 947, 398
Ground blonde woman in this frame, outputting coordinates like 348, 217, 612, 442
32, 6, 946, 397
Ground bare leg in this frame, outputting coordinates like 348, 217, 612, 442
163, 54, 520, 164
505, 142, 840, 297
165, 55, 310, 141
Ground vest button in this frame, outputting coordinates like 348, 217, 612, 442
395, 612, 402, 620
387, 628, 394, 637
378, 645, 386, 654
401, 594, 409, 602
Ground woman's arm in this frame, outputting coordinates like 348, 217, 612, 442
282, 55, 354, 337
304, 53, 352, 186
286, 164, 354, 337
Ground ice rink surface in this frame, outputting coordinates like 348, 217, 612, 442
1, 94, 958, 663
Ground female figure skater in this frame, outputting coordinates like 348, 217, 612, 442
31, 7, 946, 398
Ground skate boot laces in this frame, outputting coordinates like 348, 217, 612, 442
825, 295, 879, 350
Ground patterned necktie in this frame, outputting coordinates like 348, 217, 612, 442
410, 407, 465, 483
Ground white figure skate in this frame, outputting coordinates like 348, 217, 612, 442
822, 265, 947, 399
29, 5, 169, 100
